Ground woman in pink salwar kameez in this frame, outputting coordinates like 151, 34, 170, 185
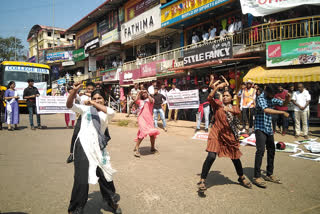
133, 90, 160, 157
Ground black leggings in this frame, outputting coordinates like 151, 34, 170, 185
68, 140, 118, 212
70, 116, 82, 153
201, 152, 244, 179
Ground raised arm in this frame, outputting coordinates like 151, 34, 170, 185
66, 82, 82, 109
87, 100, 107, 113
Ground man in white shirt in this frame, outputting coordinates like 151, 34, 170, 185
168, 84, 180, 121
192, 31, 200, 44
202, 29, 209, 41
228, 21, 235, 34
292, 83, 311, 138
209, 25, 217, 39
219, 28, 228, 37
148, 80, 157, 95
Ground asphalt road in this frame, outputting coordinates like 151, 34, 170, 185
0, 114, 320, 214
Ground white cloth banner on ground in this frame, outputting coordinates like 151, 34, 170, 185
303, 141, 320, 153
167, 90, 199, 110
290, 152, 320, 161
192, 132, 209, 141
239, 0, 320, 17
294, 138, 318, 144
15, 81, 47, 100
36, 96, 73, 114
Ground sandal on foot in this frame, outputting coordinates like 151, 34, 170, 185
133, 149, 141, 157
264, 175, 282, 184
197, 180, 207, 191
238, 176, 252, 189
253, 177, 267, 188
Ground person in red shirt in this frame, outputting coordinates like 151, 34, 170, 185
272, 85, 288, 135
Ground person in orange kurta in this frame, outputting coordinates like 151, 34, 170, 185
133, 90, 160, 158
198, 78, 251, 192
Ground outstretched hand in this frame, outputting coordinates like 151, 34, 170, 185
73, 82, 82, 91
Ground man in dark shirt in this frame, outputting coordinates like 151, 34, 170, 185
23, 79, 42, 130
196, 84, 210, 132
153, 87, 167, 132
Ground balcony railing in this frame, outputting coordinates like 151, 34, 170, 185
233, 16, 320, 46
122, 16, 320, 72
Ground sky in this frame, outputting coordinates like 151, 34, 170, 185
0, 0, 107, 55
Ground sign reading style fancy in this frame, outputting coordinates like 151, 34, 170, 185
161, 0, 230, 27
266, 37, 320, 67
121, 4, 161, 44
84, 37, 100, 53
183, 39, 232, 66
125, 0, 159, 21
240, 0, 320, 17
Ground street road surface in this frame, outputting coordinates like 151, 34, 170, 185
0, 114, 320, 214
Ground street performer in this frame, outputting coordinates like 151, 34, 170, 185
197, 77, 252, 194
66, 82, 121, 214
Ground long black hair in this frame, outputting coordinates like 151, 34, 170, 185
7, 81, 15, 89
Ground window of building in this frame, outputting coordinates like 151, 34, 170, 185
61, 34, 65, 39
48, 43, 52, 48
47, 32, 52, 37
73, 35, 76, 40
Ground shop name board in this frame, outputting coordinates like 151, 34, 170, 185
161, 0, 230, 27
239, 0, 320, 17
84, 37, 100, 53
62, 61, 75, 67
46, 51, 73, 62
266, 37, 320, 67
125, 0, 160, 22
101, 29, 120, 46
5, 66, 49, 74
183, 39, 232, 66
120, 69, 141, 85
121, 4, 161, 44
76, 23, 97, 48
72, 48, 88, 62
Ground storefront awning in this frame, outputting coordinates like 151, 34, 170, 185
244, 66, 320, 84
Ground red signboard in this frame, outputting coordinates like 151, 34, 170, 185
119, 69, 141, 85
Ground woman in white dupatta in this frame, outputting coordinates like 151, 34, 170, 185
66, 82, 121, 214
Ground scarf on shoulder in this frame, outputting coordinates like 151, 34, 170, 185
224, 104, 241, 141
90, 107, 111, 150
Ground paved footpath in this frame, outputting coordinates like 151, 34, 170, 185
0, 114, 319, 214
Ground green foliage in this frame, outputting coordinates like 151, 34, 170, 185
117, 120, 129, 127
0, 36, 26, 62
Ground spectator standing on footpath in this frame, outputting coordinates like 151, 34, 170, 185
153, 87, 167, 132
4, 81, 20, 131
0, 89, 4, 130
287, 84, 296, 135
126, 84, 140, 117
272, 85, 289, 135
253, 84, 290, 188
159, 83, 168, 114
291, 83, 311, 139
196, 84, 210, 133
168, 84, 180, 122
148, 80, 157, 95
240, 80, 256, 133
23, 79, 43, 130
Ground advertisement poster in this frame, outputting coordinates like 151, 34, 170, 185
36, 96, 73, 114
101, 29, 120, 46
183, 38, 232, 66
119, 69, 141, 85
125, 0, 159, 21
167, 90, 199, 110
46, 51, 73, 62
267, 37, 320, 67
161, 0, 230, 27
240, 0, 320, 17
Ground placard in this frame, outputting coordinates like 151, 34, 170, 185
36, 96, 73, 114
167, 89, 199, 110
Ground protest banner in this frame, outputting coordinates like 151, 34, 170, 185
167, 90, 199, 110
290, 152, 320, 162
15, 82, 47, 100
36, 96, 73, 114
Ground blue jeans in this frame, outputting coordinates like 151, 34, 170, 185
153, 108, 166, 128
197, 105, 210, 129
27, 105, 41, 127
